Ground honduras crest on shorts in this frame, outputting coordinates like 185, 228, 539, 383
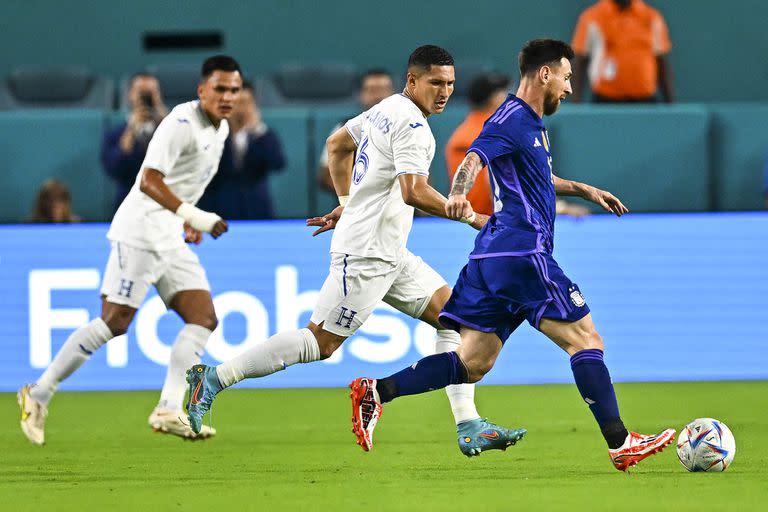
569, 286, 586, 307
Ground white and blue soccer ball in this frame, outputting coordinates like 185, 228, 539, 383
676, 418, 736, 472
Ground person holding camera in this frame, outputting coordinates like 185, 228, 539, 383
101, 72, 168, 213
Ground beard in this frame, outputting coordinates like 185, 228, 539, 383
543, 93, 560, 116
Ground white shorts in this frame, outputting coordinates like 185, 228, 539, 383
310, 250, 447, 337
100, 241, 210, 309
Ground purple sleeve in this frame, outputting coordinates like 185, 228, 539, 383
467, 121, 520, 165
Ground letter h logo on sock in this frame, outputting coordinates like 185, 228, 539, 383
118, 279, 134, 298
335, 307, 357, 328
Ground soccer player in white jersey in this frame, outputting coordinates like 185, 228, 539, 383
186, 46, 525, 456
17, 56, 242, 444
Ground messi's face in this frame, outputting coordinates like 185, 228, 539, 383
406, 64, 455, 116
543, 58, 572, 116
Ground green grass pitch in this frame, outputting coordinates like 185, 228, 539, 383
2, 381, 766, 511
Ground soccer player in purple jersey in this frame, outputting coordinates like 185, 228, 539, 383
350, 39, 676, 471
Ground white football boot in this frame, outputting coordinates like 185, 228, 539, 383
148, 408, 216, 440
18, 384, 48, 445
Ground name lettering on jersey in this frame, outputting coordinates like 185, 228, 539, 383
176, 118, 190, 124
352, 137, 370, 185
335, 307, 358, 329
409, 122, 423, 129
368, 110, 393, 134
489, 100, 522, 124
118, 279, 134, 298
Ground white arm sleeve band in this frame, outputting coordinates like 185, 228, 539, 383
176, 202, 221, 233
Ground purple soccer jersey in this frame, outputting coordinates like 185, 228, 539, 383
468, 94, 557, 257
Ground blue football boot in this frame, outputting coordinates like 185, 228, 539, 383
186, 364, 223, 434
458, 418, 527, 457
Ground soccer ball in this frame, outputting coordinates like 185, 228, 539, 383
676, 418, 736, 472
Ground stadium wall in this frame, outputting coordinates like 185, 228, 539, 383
2, 104, 765, 223
1, 214, 766, 392
2, 1, 767, 102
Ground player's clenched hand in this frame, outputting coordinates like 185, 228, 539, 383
585, 187, 628, 217
446, 194, 473, 220
210, 219, 228, 239
183, 223, 203, 244
306, 206, 344, 236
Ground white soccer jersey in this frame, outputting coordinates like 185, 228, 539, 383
107, 101, 229, 251
330, 94, 435, 262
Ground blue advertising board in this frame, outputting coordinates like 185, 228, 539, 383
2, 213, 766, 392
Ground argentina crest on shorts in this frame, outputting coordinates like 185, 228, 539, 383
568, 285, 586, 307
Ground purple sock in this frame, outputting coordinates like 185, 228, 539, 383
376, 352, 468, 403
570, 348, 628, 448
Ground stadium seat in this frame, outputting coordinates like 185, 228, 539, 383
259, 63, 359, 106
144, 62, 203, 109
0, 67, 113, 110
451, 61, 494, 101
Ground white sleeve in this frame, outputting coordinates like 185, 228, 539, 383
392, 119, 432, 177
343, 110, 370, 146
141, 115, 193, 176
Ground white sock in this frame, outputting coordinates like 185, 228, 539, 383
157, 324, 211, 411
31, 318, 113, 406
436, 329, 480, 425
215, 328, 321, 388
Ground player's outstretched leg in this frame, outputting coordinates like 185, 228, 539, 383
17, 385, 48, 445
185, 364, 224, 434
458, 419, 527, 457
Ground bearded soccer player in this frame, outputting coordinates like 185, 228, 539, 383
186, 45, 525, 456
350, 39, 675, 471
18, 56, 241, 444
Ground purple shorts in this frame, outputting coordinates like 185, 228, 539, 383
439, 253, 590, 343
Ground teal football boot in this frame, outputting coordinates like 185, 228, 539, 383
458, 418, 527, 457
186, 364, 223, 434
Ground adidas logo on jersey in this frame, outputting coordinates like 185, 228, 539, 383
533, 137, 542, 147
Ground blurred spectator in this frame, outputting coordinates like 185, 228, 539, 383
199, 81, 286, 219
317, 69, 395, 193
445, 73, 591, 218
28, 179, 81, 223
101, 72, 167, 213
571, 0, 674, 103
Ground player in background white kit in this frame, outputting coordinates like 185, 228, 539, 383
17, 56, 242, 444
186, 46, 525, 457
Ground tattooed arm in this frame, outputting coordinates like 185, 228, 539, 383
445, 151, 488, 228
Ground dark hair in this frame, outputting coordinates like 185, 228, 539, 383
29, 179, 78, 224
407, 45, 454, 72
467, 72, 511, 109
241, 79, 255, 92
518, 39, 574, 77
360, 68, 393, 87
201, 55, 241, 79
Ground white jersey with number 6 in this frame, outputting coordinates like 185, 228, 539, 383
330, 94, 435, 262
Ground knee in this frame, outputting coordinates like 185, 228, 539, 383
462, 357, 493, 384
198, 314, 218, 332
101, 310, 132, 337
570, 328, 604, 353
308, 323, 342, 360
